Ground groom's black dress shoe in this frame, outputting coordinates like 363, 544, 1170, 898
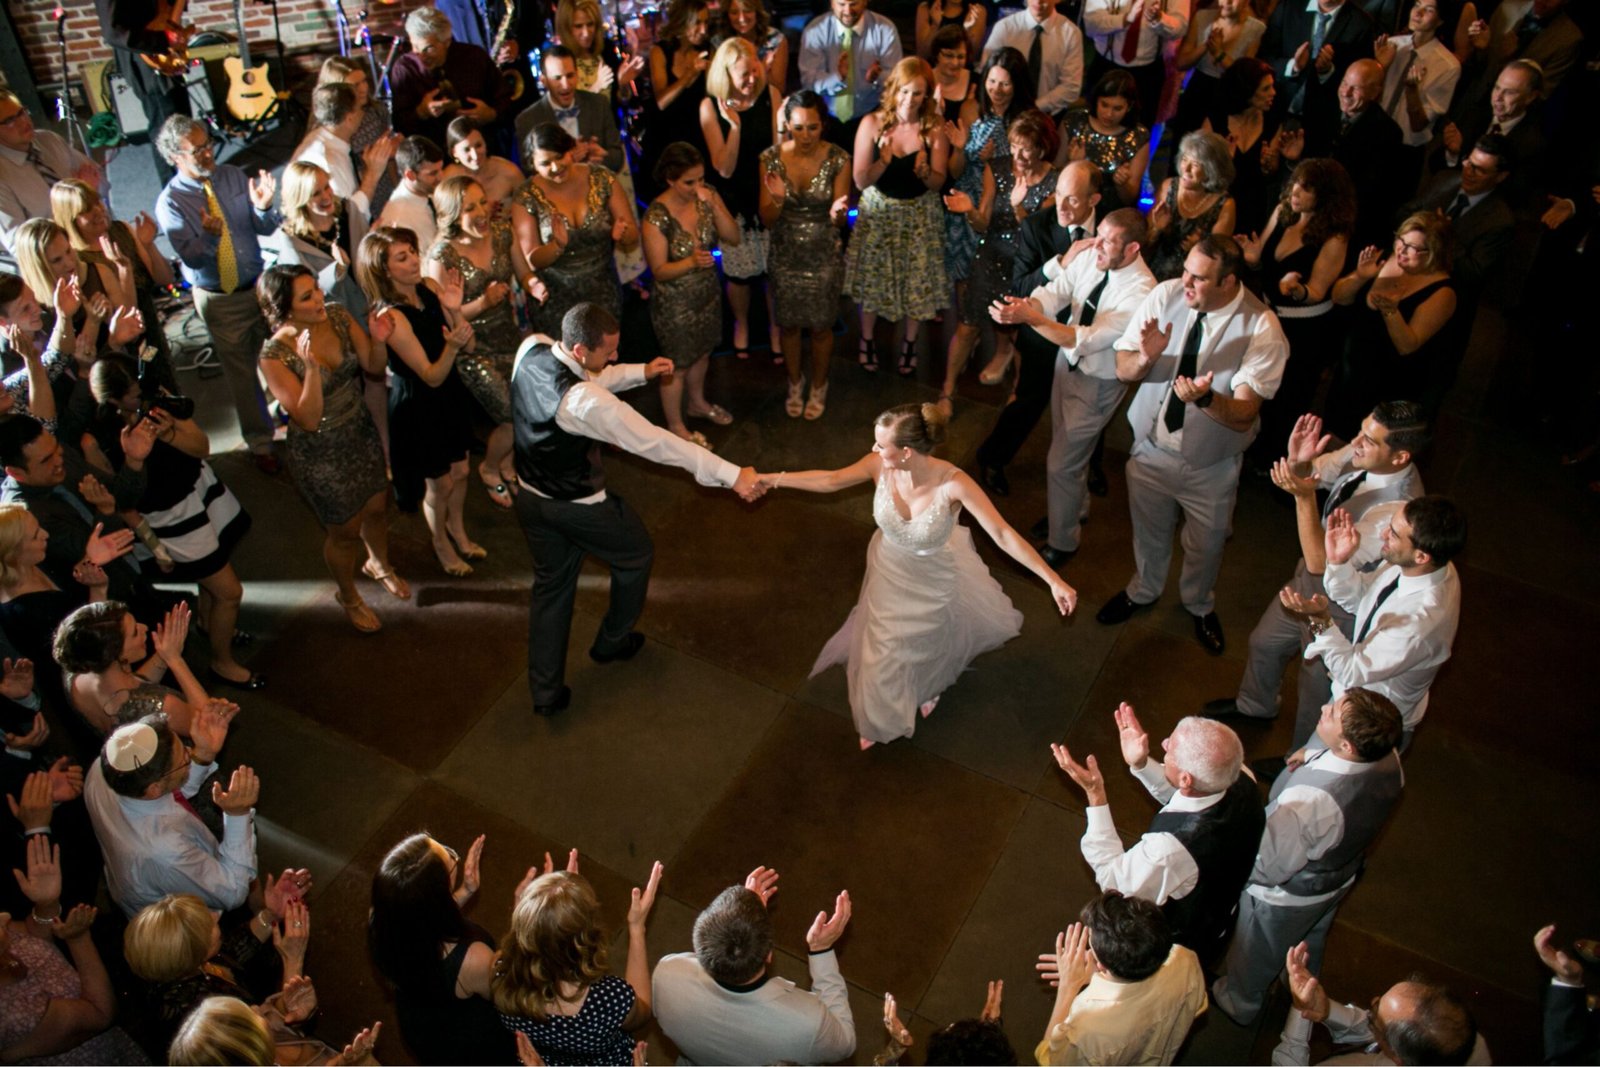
590, 632, 646, 663
534, 686, 572, 717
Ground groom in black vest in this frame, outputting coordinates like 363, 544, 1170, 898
511, 304, 765, 716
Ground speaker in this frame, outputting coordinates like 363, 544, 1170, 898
109, 74, 151, 137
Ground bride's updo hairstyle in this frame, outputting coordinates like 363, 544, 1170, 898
875, 403, 949, 454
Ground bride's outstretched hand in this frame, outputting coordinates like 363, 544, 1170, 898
1049, 577, 1078, 616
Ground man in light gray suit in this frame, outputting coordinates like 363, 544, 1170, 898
1095, 235, 1288, 655
652, 866, 855, 1066
514, 45, 624, 174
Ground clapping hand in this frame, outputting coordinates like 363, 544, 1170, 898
333, 1022, 382, 1067
1138, 317, 1172, 360
628, 860, 664, 929
212, 765, 261, 815
1278, 583, 1329, 618
1535, 925, 1585, 985
1269, 457, 1319, 499
436, 267, 466, 312
989, 295, 1044, 326
1292, 40, 1312, 74
274, 899, 312, 976
52, 274, 83, 321
7, 771, 53, 832
1466, 17, 1489, 50
1291, 412, 1338, 474
541, 847, 581, 877
362, 133, 398, 175
942, 189, 975, 214
459, 834, 485, 899
278, 974, 319, 1024
46, 757, 82, 803
54, 903, 96, 941
1285, 941, 1330, 1021
263, 867, 314, 915
1314, 43, 1334, 75
12, 833, 62, 905
79, 474, 116, 516
1037, 922, 1096, 991
368, 307, 395, 346
108, 305, 145, 348
883, 992, 913, 1046
1, 658, 37, 702
980, 979, 1004, 1023
2, 710, 48, 752
442, 317, 475, 351
1324, 506, 1360, 565
1235, 230, 1265, 261
1355, 245, 1385, 281
83, 523, 136, 567
1373, 33, 1396, 68
249, 169, 276, 211
1172, 370, 1214, 404
744, 865, 780, 906
1114, 701, 1149, 769
763, 170, 787, 203
189, 698, 241, 765
805, 889, 852, 952
133, 211, 160, 247
152, 600, 191, 663
483, 280, 511, 308
1050, 742, 1106, 806
1279, 270, 1306, 300
516, 1032, 546, 1066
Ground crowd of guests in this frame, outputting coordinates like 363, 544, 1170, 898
0, 0, 1593, 1060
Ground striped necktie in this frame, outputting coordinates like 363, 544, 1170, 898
26, 143, 61, 185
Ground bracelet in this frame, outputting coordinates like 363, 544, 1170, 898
256, 909, 275, 934
30, 907, 60, 925
775, 471, 785, 489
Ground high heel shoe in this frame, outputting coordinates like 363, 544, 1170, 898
978, 350, 1015, 386
803, 381, 828, 421
897, 339, 917, 377
336, 591, 382, 633
362, 559, 411, 600
786, 378, 805, 418
858, 338, 879, 373
447, 530, 488, 561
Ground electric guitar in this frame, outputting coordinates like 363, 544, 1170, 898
222, 0, 277, 122
137, 0, 194, 76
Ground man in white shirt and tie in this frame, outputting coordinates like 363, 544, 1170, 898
293, 82, 398, 216
1097, 234, 1288, 656
1374, 0, 1461, 189
983, 0, 1087, 116
0, 90, 101, 255
378, 136, 447, 255
800, 0, 903, 149
991, 207, 1155, 564
1083, 0, 1189, 126
1280, 494, 1465, 749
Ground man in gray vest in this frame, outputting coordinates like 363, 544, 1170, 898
1096, 235, 1289, 655
1205, 403, 1427, 731
1052, 703, 1265, 967
511, 304, 765, 716
1211, 686, 1405, 1025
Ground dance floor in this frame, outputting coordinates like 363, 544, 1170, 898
170, 306, 1593, 1064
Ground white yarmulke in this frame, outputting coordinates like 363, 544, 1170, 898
105, 723, 163, 772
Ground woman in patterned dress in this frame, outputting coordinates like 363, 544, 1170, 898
759, 90, 851, 420
945, 108, 1059, 400
642, 144, 740, 445
257, 264, 405, 633
514, 124, 638, 337
846, 57, 951, 377
1056, 69, 1151, 213
1145, 130, 1237, 282
427, 176, 543, 509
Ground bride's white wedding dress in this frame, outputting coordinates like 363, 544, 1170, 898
811, 467, 1024, 744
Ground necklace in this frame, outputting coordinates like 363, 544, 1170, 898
306, 210, 343, 255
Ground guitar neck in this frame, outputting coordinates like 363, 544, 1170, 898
233, 0, 253, 69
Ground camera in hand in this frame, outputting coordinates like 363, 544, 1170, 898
140, 394, 196, 421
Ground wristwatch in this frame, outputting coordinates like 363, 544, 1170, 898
1194, 388, 1215, 409
1305, 615, 1333, 637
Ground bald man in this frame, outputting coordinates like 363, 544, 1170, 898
1320, 59, 1402, 247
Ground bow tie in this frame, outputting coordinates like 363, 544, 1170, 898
553, 104, 580, 121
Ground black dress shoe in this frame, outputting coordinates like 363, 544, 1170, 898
1194, 612, 1226, 655
1095, 592, 1150, 625
978, 463, 1010, 497
207, 668, 267, 691
1029, 516, 1049, 540
1040, 545, 1077, 567
534, 685, 572, 717
1201, 697, 1274, 723
589, 632, 646, 663
1087, 465, 1109, 498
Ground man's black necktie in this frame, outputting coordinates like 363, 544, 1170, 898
1163, 311, 1205, 433
1448, 193, 1470, 221
1354, 573, 1401, 643
1028, 25, 1044, 89
1323, 471, 1366, 520
1077, 270, 1110, 326
26, 144, 61, 186
1068, 225, 1085, 244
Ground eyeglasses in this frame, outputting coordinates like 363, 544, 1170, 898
1394, 237, 1428, 253
178, 140, 216, 157
0, 110, 29, 128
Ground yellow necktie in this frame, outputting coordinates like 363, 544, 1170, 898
203, 180, 239, 294
837, 27, 855, 123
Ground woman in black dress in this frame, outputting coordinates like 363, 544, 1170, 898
642, 0, 713, 200
1145, 130, 1237, 282
915, 0, 985, 60
1201, 57, 1285, 232
368, 832, 516, 1066
257, 265, 405, 634
1238, 158, 1354, 465
700, 36, 781, 360
1327, 213, 1458, 439
357, 227, 482, 577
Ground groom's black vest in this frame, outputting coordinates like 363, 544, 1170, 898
511, 343, 605, 500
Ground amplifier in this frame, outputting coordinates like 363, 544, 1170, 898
109, 73, 150, 137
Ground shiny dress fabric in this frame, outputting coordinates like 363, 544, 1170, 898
1145, 180, 1228, 282
1058, 109, 1150, 212
760, 142, 850, 331
429, 221, 520, 424
812, 470, 1024, 744
945, 114, 1010, 282
515, 166, 624, 335
960, 164, 1058, 325
644, 198, 722, 367
259, 304, 390, 526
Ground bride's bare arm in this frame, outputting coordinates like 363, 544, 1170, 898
947, 472, 1079, 616
759, 452, 879, 494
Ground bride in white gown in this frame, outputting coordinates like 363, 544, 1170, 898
763, 403, 1077, 748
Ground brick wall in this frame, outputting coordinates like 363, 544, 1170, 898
4, 0, 438, 92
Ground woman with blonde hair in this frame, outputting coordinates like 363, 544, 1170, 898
699, 36, 781, 360
759, 402, 1077, 749
317, 55, 396, 209
357, 226, 482, 575
50, 179, 177, 390
427, 174, 543, 507
443, 116, 525, 217
257, 264, 405, 633
265, 161, 371, 319
845, 57, 950, 376
493, 862, 663, 1064
557, 0, 644, 99
13, 218, 143, 372
713, 0, 787, 108
167, 995, 381, 1066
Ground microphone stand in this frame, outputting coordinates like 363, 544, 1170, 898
330, 0, 353, 57
357, 8, 384, 102
53, 8, 91, 157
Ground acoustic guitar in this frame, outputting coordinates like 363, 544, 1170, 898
222, 0, 277, 122
137, 0, 194, 76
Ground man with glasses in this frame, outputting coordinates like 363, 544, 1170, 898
0, 91, 102, 256
391, 5, 508, 148
1404, 134, 1516, 301
154, 116, 283, 474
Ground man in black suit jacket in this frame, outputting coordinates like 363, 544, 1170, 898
1404, 134, 1516, 299
1309, 59, 1402, 247
515, 46, 625, 174
1438, 60, 1546, 212
974, 162, 1102, 498
1258, 0, 1376, 134
1536, 924, 1598, 1065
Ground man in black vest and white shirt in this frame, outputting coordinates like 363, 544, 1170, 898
511, 304, 765, 716
1205, 402, 1426, 733
1052, 703, 1264, 966
1211, 686, 1405, 1025
1096, 235, 1289, 655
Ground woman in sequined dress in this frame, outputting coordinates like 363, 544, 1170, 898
427, 176, 544, 509
759, 91, 851, 420
1056, 70, 1151, 213
443, 117, 527, 219
513, 124, 638, 336
642, 142, 741, 446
